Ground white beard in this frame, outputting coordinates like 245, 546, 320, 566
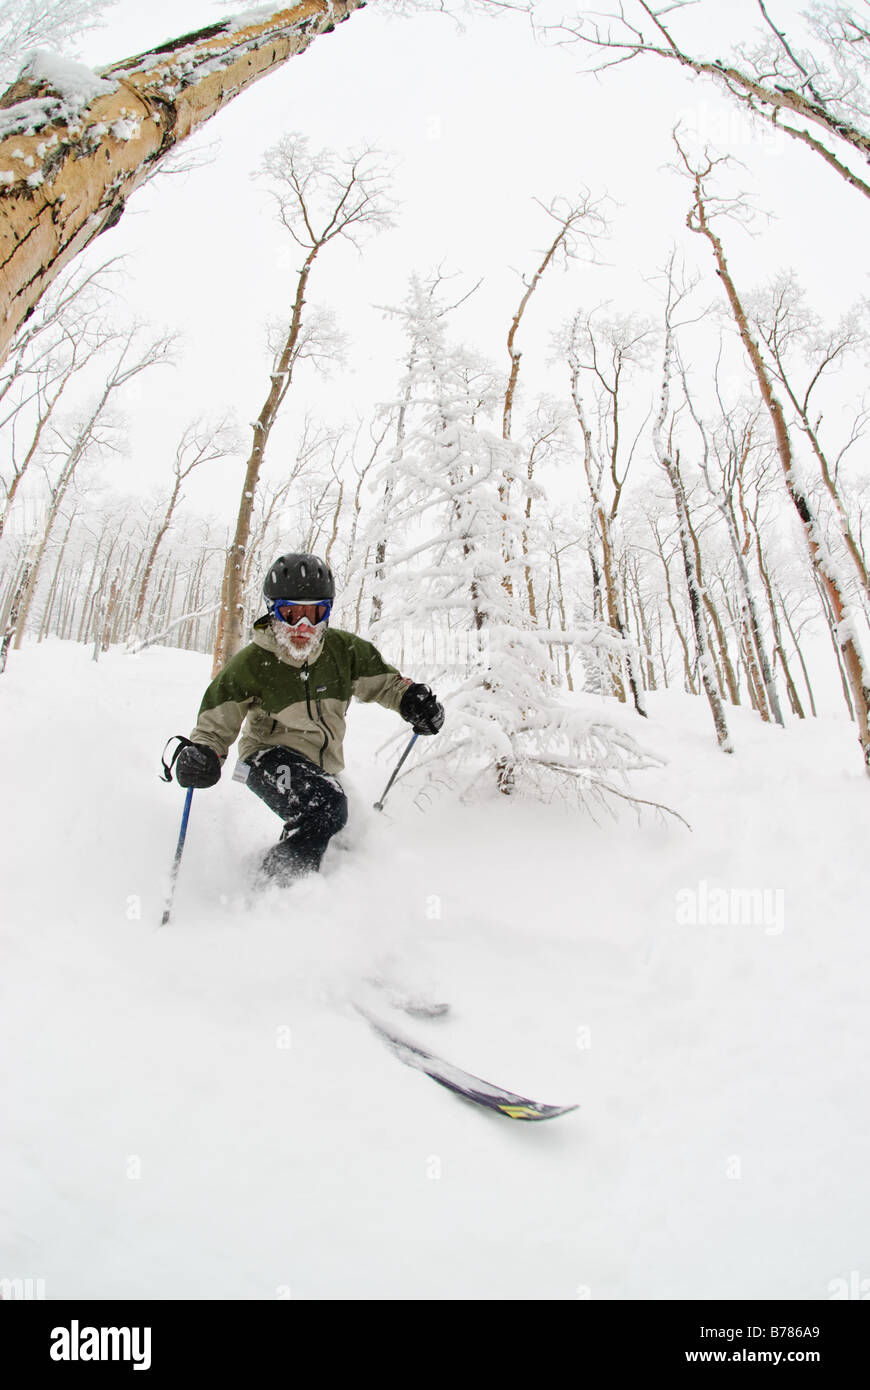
270, 617, 326, 666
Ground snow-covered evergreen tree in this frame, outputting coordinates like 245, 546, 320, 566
365, 273, 662, 807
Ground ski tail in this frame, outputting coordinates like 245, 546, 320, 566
361, 975, 450, 1020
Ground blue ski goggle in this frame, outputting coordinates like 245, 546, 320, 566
270, 598, 332, 626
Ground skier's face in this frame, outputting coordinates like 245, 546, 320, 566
286, 620, 317, 649
269, 598, 331, 652
270, 613, 327, 666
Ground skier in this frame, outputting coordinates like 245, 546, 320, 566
173, 552, 444, 884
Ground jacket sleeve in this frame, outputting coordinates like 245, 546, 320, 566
350, 636, 410, 713
189, 652, 256, 761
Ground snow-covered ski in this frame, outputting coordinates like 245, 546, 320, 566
354, 1004, 579, 1122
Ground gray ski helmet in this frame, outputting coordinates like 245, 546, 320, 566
264, 552, 335, 602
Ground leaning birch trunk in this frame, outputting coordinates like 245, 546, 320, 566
0, 2, 365, 367
132, 510, 175, 638
687, 174, 870, 773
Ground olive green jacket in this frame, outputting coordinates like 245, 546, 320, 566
190, 620, 410, 774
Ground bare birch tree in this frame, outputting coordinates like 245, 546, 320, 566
241, 418, 342, 595
562, 310, 651, 713
500, 194, 606, 621
559, 0, 870, 202
0, 261, 121, 541
652, 256, 732, 749
748, 275, 870, 609
11, 326, 174, 650
130, 416, 238, 641
212, 137, 395, 672
678, 140, 870, 771
679, 366, 785, 726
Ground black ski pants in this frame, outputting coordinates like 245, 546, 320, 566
244, 746, 348, 882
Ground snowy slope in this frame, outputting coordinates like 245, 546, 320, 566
1, 640, 868, 1299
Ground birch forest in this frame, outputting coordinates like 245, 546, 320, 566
2, 0, 870, 790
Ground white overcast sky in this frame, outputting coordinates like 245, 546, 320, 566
60, 0, 870, 517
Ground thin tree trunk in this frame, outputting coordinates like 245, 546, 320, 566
703, 591, 740, 705
215, 248, 317, 673
664, 450, 733, 750
132, 489, 180, 632
778, 586, 818, 718
681, 471, 740, 705
732, 478, 784, 726
653, 524, 695, 692
0, 557, 32, 672
753, 527, 805, 718
38, 507, 77, 642
779, 378, 870, 607
813, 569, 855, 719
742, 622, 767, 716
552, 540, 573, 692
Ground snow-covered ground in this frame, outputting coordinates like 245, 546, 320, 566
1, 639, 868, 1299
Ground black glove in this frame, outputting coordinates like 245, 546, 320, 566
175, 742, 222, 789
399, 683, 444, 736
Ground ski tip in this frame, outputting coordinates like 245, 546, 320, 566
496, 1101, 580, 1121
353, 1001, 579, 1123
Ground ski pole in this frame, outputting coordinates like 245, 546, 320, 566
373, 732, 418, 811
158, 733, 195, 928
161, 786, 193, 926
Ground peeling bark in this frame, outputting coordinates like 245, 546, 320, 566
0, 2, 365, 365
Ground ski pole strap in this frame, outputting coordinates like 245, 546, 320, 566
160, 734, 193, 783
